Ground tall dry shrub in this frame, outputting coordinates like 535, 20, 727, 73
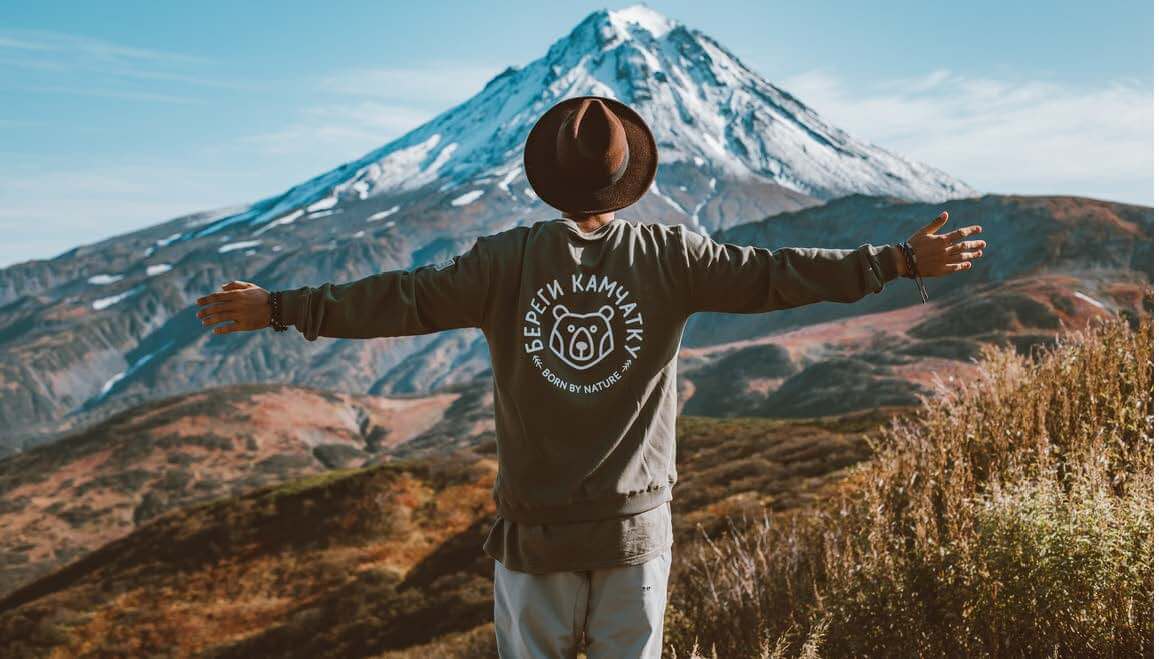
668, 313, 1154, 658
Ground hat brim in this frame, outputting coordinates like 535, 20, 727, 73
523, 96, 658, 215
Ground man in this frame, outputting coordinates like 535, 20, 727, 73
196, 96, 984, 658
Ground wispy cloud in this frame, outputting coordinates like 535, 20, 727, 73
7, 84, 206, 105
0, 118, 45, 128
232, 62, 507, 159
782, 68, 1154, 204
0, 29, 207, 65
0, 28, 234, 103
237, 102, 434, 156
0, 159, 255, 266
320, 62, 506, 103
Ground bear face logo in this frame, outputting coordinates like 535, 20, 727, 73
548, 304, 616, 371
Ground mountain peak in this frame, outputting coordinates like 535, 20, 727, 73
605, 4, 676, 39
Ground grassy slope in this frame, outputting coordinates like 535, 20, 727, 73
0, 382, 469, 599
669, 312, 1154, 657
0, 407, 898, 657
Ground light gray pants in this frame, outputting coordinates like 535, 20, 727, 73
493, 548, 672, 658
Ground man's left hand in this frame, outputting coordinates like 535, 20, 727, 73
899, 211, 985, 278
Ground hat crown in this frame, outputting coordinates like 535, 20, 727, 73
554, 98, 630, 190
523, 94, 657, 214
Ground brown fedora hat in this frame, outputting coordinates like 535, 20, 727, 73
523, 95, 658, 214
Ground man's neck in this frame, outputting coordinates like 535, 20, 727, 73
563, 211, 616, 234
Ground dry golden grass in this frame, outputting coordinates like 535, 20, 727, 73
667, 312, 1154, 657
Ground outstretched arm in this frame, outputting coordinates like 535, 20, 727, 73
196, 237, 493, 340
681, 210, 984, 315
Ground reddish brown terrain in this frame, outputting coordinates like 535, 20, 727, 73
678, 269, 1151, 418
0, 383, 493, 598
0, 409, 900, 657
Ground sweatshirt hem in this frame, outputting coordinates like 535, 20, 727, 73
494, 482, 673, 525
487, 540, 673, 575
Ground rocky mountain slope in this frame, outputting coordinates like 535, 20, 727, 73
0, 4, 977, 453
684, 193, 1153, 346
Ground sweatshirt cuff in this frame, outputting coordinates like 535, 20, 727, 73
867, 243, 902, 284
276, 286, 311, 331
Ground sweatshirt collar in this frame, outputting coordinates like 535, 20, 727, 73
555, 217, 624, 241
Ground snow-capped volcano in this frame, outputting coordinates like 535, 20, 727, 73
0, 3, 989, 450
192, 3, 973, 241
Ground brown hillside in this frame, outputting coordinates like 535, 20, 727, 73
0, 382, 492, 599
679, 269, 1151, 418
0, 410, 897, 658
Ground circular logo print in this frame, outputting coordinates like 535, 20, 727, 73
521, 273, 645, 394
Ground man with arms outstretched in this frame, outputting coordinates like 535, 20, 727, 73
196, 96, 984, 658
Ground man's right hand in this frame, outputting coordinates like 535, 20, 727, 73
196, 280, 271, 335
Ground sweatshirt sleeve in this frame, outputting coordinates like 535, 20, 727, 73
275, 237, 493, 341
679, 228, 902, 315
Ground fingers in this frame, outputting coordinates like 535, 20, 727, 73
948, 250, 983, 262
942, 225, 983, 242
197, 290, 238, 306
945, 262, 972, 272
197, 306, 240, 325
212, 319, 242, 334
921, 211, 950, 234
197, 282, 256, 305
946, 239, 987, 254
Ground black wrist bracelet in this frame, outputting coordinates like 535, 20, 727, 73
269, 291, 290, 332
896, 241, 929, 303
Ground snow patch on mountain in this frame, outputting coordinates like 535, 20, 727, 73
219, 240, 262, 253
87, 273, 123, 285
498, 167, 522, 193
368, 206, 401, 221
92, 286, 142, 311
252, 210, 303, 236
451, 190, 485, 206
306, 196, 338, 213
1074, 291, 1106, 310
651, 181, 686, 213
155, 232, 182, 247
607, 4, 675, 40
93, 340, 173, 402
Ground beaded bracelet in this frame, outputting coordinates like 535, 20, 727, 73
895, 241, 929, 303
268, 291, 290, 332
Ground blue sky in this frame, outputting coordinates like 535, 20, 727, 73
0, 0, 1152, 267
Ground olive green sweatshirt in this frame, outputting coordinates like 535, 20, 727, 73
278, 217, 901, 525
